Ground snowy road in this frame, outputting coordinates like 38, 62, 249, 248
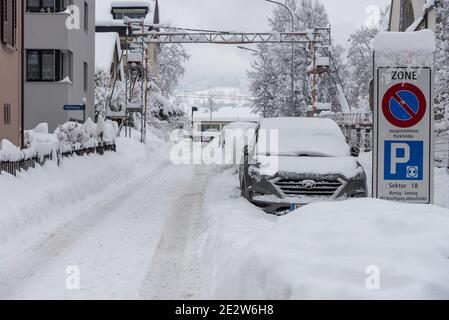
0, 162, 209, 300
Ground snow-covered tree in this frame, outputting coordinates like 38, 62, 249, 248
435, 0, 449, 123
248, 0, 330, 117
94, 71, 126, 118
157, 43, 190, 97
345, 26, 378, 111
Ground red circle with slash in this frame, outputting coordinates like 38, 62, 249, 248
382, 83, 427, 128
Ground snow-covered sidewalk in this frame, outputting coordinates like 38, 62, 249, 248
201, 167, 449, 300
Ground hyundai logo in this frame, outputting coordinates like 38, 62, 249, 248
301, 180, 317, 189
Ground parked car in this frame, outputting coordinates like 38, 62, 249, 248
201, 129, 220, 143
239, 117, 368, 215
219, 122, 258, 165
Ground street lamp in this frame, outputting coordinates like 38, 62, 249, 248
237, 46, 259, 54
191, 106, 199, 129
265, 0, 295, 114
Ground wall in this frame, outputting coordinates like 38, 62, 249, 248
0, 0, 22, 147
24, 0, 95, 131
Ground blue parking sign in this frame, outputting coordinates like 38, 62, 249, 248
384, 141, 424, 181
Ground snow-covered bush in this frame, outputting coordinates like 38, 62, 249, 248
55, 118, 118, 152
0, 139, 24, 162
24, 123, 59, 159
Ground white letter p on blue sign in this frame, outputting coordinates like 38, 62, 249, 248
390, 143, 410, 175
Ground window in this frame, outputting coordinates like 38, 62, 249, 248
201, 124, 220, 132
3, 103, 11, 125
26, 0, 65, 13
84, 1, 88, 32
83, 62, 88, 91
400, 0, 415, 31
111, 7, 148, 20
1, 0, 17, 48
27, 49, 73, 82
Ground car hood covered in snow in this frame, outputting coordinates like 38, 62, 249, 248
254, 155, 362, 179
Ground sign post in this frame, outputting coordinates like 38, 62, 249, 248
64, 104, 86, 123
373, 31, 435, 204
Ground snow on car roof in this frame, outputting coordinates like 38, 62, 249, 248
257, 117, 350, 157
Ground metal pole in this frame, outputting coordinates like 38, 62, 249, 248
140, 21, 145, 143
125, 25, 129, 138
265, 0, 295, 114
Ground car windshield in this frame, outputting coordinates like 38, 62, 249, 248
255, 118, 350, 157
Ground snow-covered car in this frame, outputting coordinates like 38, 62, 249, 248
219, 121, 257, 149
239, 117, 368, 215
201, 129, 220, 143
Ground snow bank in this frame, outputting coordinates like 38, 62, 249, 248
0, 130, 168, 257
202, 169, 449, 299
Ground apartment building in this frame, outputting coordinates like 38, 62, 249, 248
24, 0, 95, 131
0, 0, 23, 147
96, 0, 160, 78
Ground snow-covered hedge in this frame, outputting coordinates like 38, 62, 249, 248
55, 116, 118, 153
0, 118, 118, 163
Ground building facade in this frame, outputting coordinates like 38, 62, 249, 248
0, 0, 23, 147
24, 0, 95, 131
389, 0, 437, 32
96, 0, 160, 78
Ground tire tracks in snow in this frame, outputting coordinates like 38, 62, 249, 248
139, 165, 209, 300
0, 160, 171, 299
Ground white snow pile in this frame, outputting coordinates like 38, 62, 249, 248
373, 30, 436, 67
55, 117, 118, 153
0, 140, 24, 162
202, 169, 449, 300
0, 130, 168, 256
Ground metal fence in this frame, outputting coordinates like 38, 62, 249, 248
0, 143, 116, 177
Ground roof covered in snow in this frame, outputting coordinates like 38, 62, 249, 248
193, 107, 260, 122
96, 0, 157, 27
95, 32, 125, 79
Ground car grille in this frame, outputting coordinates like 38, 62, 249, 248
274, 179, 344, 197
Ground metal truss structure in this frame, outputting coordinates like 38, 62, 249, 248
130, 30, 324, 44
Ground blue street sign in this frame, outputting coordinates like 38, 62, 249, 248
384, 141, 424, 181
64, 104, 85, 111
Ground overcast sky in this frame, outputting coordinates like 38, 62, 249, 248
158, 0, 391, 92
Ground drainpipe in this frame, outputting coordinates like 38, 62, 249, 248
21, 0, 25, 148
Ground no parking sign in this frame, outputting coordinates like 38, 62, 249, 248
374, 67, 433, 204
